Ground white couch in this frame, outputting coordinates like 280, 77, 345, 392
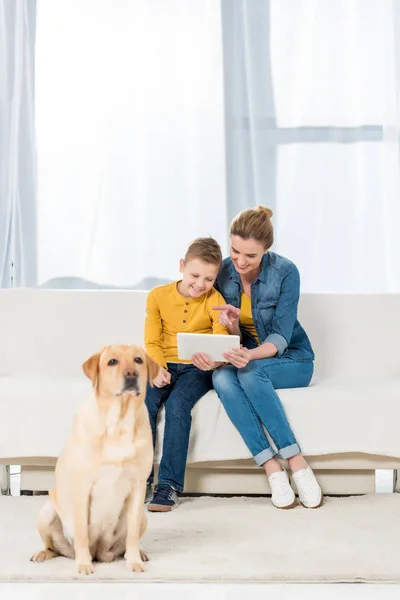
1, 289, 400, 496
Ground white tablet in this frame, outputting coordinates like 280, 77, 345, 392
177, 332, 241, 362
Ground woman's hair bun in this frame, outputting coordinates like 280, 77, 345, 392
256, 205, 273, 219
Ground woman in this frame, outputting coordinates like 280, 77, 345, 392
192, 206, 322, 509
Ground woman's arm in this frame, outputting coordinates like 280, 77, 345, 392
249, 342, 278, 360
224, 264, 300, 367
261, 264, 300, 356
212, 304, 241, 338
226, 320, 241, 338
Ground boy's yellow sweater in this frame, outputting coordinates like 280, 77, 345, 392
145, 281, 228, 368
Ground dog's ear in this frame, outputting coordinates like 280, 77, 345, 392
82, 351, 102, 385
146, 355, 160, 387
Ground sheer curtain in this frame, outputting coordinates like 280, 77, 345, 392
3, 0, 400, 291
271, 0, 400, 292
0, 0, 36, 288
35, 0, 227, 287
222, 0, 400, 292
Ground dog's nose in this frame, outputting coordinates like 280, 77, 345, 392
124, 368, 138, 378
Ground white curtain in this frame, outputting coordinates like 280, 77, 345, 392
35, 0, 227, 287
3, 0, 400, 291
0, 0, 36, 287
271, 0, 400, 292
222, 0, 400, 292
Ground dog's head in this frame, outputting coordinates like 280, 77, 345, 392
82, 345, 159, 398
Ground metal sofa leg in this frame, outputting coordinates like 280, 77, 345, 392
395, 470, 400, 493
0, 466, 11, 496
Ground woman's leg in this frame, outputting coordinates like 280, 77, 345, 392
214, 358, 321, 508
213, 364, 298, 508
212, 365, 276, 464
236, 357, 313, 461
236, 358, 321, 508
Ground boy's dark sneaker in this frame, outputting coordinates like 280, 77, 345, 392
145, 483, 153, 504
147, 484, 179, 512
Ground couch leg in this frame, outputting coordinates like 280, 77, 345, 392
394, 470, 400, 493
0, 466, 11, 496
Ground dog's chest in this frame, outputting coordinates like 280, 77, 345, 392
89, 464, 133, 531
102, 404, 136, 463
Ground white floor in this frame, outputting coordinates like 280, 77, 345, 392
1, 583, 399, 600
3, 468, 397, 598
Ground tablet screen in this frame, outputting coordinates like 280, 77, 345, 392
177, 333, 241, 362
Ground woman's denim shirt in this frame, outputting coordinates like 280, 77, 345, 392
214, 253, 314, 362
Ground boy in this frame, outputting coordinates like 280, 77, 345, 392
145, 237, 228, 511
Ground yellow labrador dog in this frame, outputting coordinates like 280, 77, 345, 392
30, 345, 159, 575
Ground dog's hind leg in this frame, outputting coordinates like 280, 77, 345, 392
31, 500, 60, 562
30, 499, 74, 562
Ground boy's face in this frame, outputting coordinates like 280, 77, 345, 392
179, 258, 219, 298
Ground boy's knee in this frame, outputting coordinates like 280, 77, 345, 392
165, 398, 192, 419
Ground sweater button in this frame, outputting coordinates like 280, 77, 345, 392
183, 320, 187, 323
184, 309, 188, 313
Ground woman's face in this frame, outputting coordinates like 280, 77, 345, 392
230, 235, 266, 276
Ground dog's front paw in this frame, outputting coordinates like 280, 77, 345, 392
76, 560, 94, 575
126, 560, 147, 573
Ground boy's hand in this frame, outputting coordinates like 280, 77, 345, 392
153, 366, 171, 388
213, 305, 241, 327
192, 353, 219, 371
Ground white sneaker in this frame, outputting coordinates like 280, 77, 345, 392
268, 470, 296, 509
292, 467, 323, 509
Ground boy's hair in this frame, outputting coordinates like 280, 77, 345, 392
230, 205, 274, 250
184, 237, 222, 266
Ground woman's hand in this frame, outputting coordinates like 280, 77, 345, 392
153, 366, 171, 388
192, 353, 219, 371
223, 346, 252, 369
213, 304, 241, 328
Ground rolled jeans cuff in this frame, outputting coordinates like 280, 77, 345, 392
157, 478, 183, 493
279, 443, 301, 459
254, 447, 277, 467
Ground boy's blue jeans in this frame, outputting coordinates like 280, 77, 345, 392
145, 363, 213, 493
212, 357, 314, 466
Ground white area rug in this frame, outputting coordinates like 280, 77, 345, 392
1, 494, 399, 583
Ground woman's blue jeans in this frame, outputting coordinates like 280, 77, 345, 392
212, 357, 314, 466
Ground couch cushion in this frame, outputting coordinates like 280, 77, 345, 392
2, 291, 400, 379
279, 377, 400, 458
1, 376, 399, 462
